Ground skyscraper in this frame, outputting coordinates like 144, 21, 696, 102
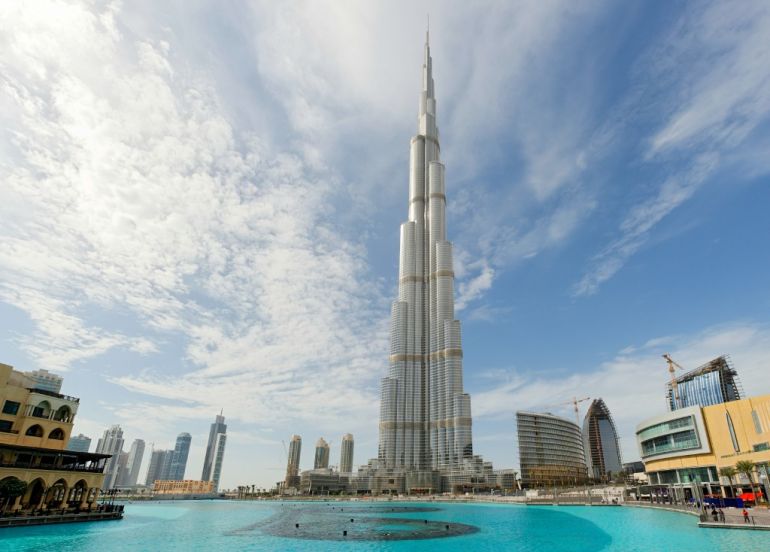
169, 432, 191, 480
340, 434, 354, 474
374, 31, 477, 484
145, 448, 169, 486
201, 413, 227, 489
66, 433, 91, 453
582, 399, 622, 480
95, 425, 124, 489
314, 438, 330, 469
123, 439, 146, 487
285, 435, 302, 488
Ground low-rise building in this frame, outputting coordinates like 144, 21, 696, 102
0, 362, 109, 511
153, 479, 215, 495
300, 468, 349, 495
637, 394, 770, 501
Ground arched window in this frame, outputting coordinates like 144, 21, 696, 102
726, 412, 740, 452
48, 428, 65, 440
25, 425, 44, 437
54, 406, 71, 422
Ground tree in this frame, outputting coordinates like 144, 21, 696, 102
0, 478, 28, 513
719, 466, 737, 498
736, 460, 763, 504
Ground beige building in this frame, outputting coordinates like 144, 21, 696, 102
0, 362, 109, 512
637, 394, 770, 499
153, 479, 215, 495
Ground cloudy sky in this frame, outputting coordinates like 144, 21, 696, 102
1, 0, 769, 489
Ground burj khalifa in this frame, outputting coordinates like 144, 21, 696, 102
372, 32, 480, 492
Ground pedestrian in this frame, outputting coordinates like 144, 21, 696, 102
718, 508, 725, 522
743, 508, 750, 524
711, 509, 718, 522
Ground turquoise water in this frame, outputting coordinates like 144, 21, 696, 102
1, 500, 766, 551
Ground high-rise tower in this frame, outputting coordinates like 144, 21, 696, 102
169, 432, 191, 480
95, 424, 124, 489
340, 433, 354, 474
377, 30, 473, 474
314, 437, 330, 469
284, 435, 302, 488
202, 413, 227, 489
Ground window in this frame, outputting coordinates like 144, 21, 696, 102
726, 412, 740, 452
48, 428, 65, 440
2, 401, 20, 415
752, 410, 763, 434
25, 424, 43, 437
0, 420, 12, 432
753, 442, 769, 452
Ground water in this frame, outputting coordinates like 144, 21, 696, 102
1, 500, 766, 551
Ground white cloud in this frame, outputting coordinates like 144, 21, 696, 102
0, 1, 388, 447
574, 0, 770, 296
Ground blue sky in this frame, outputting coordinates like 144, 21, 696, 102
1, 0, 769, 489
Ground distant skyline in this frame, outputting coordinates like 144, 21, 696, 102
1, 1, 770, 488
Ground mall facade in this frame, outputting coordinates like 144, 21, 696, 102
637, 394, 770, 500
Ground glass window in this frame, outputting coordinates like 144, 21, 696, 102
752, 410, 763, 434
0, 420, 12, 432
2, 401, 20, 415
753, 442, 769, 452
726, 412, 740, 452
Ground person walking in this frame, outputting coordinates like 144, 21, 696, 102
718, 508, 725, 522
742, 508, 750, 524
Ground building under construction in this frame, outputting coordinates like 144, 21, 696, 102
667, 355, 743, 411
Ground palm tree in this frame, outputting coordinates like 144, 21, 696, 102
735, 460, 762, 504
0, 478, 28, 513
719, 466, 737, 498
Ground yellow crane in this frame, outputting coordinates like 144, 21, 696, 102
541, 396, 591, 425
663, 353, 685, 409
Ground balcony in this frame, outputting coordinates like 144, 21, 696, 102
22, 405, 76, 424
0, 444, 109, 473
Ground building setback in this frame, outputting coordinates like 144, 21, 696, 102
582, 399, 622, 480
358, 31, 497, 496
517, 411, 588, 488
340, 434, 354, 474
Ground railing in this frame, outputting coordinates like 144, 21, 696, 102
0, 461, 104, 473
28, 388, 80, 403
22, 405, 75, 423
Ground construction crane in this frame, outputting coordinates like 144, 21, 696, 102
540, 396, 591, 425
663, 353, 685, 409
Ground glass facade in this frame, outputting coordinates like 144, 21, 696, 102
638, 416, 693, 441
668, 355, 741, 411
517, 412, 587, 487
638, 414, 702, 458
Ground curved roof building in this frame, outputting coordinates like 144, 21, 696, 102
517, 411, 587, 488
582, 399, 622, 480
